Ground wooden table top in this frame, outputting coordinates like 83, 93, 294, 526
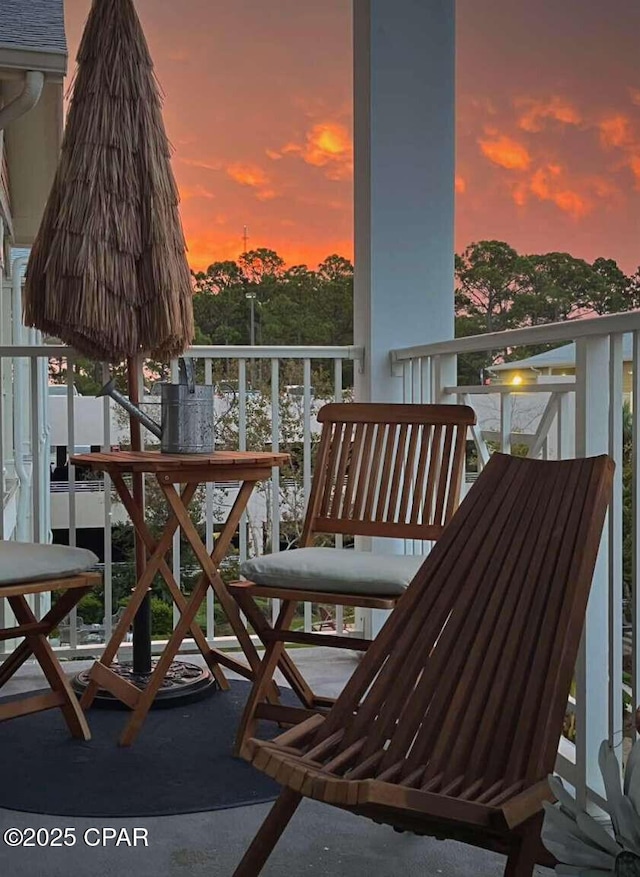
71, 450, 290, 473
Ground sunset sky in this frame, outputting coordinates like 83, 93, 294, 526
64, 0, 640, 275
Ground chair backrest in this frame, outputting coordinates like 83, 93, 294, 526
301, 402, 476, 544
313, 453, 613, 796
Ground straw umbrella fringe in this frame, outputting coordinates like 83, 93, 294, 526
23, 0, 194, 361
23, 0, 194, 676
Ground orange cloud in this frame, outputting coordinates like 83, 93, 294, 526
455, 175, 467, 194
587, 175, 622, 201
516, 96, 582, 132
629, 88, 640, 107
629, 154, 640, 188
527, 165, 590, 218
179, 184, 216, 201
225, 163, 276, 200
226, 163, 269, 188
179, 156, 223, 172
276, 122, 353, 181
598, 114, 635, 149
511, 181, 528, 207
478, 134, 531, 170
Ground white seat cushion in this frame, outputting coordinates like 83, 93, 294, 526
240, 547, 425, 597
0, 542, 98, 586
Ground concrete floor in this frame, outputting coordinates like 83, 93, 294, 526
0, 649, 555, 877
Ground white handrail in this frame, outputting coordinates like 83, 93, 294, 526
0, 344, 364, 361
390, 309, 640, 361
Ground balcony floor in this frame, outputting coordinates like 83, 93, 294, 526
0, 648, 554, 877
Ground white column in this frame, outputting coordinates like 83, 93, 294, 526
352, 0, 456, 637
574, 336, 612, 809
353, 0, 456, 403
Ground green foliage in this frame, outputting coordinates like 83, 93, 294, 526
76, 592, 104, 624
455, 240, 638, 383
150, 597, 174, 637
192, 250, 353, 349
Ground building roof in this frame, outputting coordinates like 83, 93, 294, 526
0, 0, 67, 76
490, 332, 634, 372
0, 0, 66, 55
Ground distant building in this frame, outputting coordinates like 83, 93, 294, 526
489, 334, 633, 399
0, 0, 67, 540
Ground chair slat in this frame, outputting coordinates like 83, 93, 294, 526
423, 424, 443, 526
374, 423, 397, 522
329, 421, 354, 518
363, 423, 386, 521
434, 424, 455, 524
410, 424, 433, 525
318, 424, 341, 519
398, 423, 421, 523
341, 422, 366, 521
352, 422, 376, 521
386, 423, 409, 523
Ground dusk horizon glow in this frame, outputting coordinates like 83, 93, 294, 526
64, 0, 640, 275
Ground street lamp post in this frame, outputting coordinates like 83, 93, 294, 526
245, 290, 256, 346
245, 290, 257, 385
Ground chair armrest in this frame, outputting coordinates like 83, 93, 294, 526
494, 779, 555, 830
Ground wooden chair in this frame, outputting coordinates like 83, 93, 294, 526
0, 542, 100, 739
229, 402, 476, 754
231, 452, 614, 877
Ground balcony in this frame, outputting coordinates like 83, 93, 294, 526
0, 308, 637, 837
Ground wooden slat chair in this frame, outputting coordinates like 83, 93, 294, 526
232, 452, 614, 877
0, 542, 100, 739
229, 402, 476, 754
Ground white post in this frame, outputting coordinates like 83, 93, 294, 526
353, 0, 456, 403
353, 0, 456, 636
575, 335, 611, 808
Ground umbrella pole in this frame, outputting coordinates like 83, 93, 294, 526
128, 355, 152, 675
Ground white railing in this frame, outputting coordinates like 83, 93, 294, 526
2, 309, 638, 813
391, 309, 640, 811
0, 343, 363, 656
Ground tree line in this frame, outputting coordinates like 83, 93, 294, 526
193, 241, 639, 384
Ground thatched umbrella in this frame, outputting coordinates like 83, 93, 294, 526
24, 0, 194, 674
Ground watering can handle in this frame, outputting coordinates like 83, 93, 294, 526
178, 357, 196, 394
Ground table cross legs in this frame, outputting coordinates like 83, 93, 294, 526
81, 472, 272, 746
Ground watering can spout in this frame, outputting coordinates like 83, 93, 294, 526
97, 377, 163, 440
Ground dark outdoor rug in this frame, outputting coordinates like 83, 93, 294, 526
0, 680, 298, 818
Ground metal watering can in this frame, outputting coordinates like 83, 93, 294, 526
99, 358, 223, 454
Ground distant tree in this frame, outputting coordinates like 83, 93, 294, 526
454, 241, 529, 384
455, 241, 528, 335
454, 243, 637, 383
191, 249, 353, 352
510, 252, 596, 327
193, 260, 243, 294
238, 248, 286, 284
588, 258, 637, 314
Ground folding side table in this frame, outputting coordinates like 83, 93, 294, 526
71, 449, 289, 746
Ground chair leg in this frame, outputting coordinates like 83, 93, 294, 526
234, 589, 315, 708
232, 788, 302, 877
234, 600, 297, 758
8, 596, 91, 740
503, 816, 542, 877
0, 586, 90, 688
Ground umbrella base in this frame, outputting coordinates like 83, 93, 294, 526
72, 660, 217, 710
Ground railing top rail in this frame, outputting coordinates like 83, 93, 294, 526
0, 344, 363, 361
184, 345, 363, 360
390, 310, 640, 361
